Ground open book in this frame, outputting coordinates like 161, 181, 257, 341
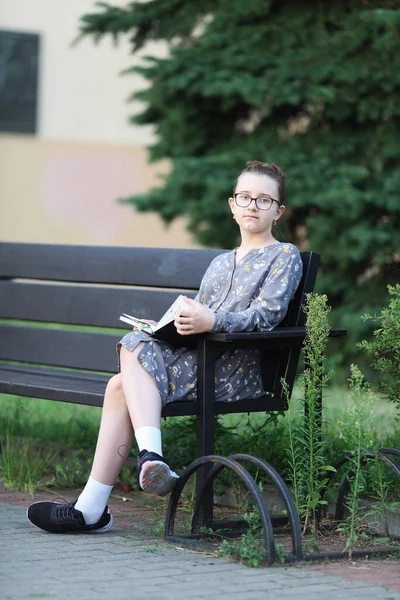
120, 295, 199, 348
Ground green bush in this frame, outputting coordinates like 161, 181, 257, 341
359, 284, 400, 413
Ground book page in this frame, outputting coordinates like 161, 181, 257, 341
154, 295, 182, 331
119, 314, 154, 333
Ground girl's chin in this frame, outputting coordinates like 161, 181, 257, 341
241, 219, 266, 228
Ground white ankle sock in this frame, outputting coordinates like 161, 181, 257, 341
75, 476, 113, 525
135, 426, 162, 456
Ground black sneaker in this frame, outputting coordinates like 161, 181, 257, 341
27, 500, 113, 534
137, 450, 179, 496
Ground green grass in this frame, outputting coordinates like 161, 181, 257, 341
0, 395, 102, 492
0, 434, 58, 495
0, 385, 398, 494
222, 385, 398, 435
0, 395, 102, 449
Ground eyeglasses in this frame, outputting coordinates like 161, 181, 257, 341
234, 193, 280, 211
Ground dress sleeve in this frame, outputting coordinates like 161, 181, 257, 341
211, 248, 303, 333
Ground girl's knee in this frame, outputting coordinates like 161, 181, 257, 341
105, 373, 124, 399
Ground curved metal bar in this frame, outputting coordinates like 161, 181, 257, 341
379, 448, 400, 460
376, 451, 400, 477
191, 453, 302, 561
165, 455, 276, 565
317, 451, 358, 519
319, 449, 400, 521
335, 450, 400, 520
231, 454, 303, 561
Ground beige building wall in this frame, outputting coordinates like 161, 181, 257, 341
0, 135, 197, 247
0, 0, 198, 248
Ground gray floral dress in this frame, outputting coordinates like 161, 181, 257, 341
118, 242, 303, 406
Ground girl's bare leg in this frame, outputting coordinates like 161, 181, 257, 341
78, 343, 174, 522
88, 344, 162, 485
75, 346, 165, 522
119, 344, 178, 494
89, 373, 134, 485
74, 373, 133, 524
119, 344, 162, 430
27, 343, 175, 532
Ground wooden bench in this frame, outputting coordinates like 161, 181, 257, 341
0, 242, 324, 467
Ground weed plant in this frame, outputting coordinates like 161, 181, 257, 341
336, 364, 400, 557
285, 293, 335, 535
219, 509, 266, 567
335, 365, 376, 557
216, 292, 400, 564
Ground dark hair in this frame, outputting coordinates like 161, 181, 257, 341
233, 160, 286, 205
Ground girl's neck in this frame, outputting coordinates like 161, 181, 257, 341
238, 232, 277, 253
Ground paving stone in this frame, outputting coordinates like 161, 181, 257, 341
2, 496, 400, 600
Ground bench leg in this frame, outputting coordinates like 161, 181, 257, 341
195, 339, 219, 527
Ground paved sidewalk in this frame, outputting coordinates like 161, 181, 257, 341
1, 494, 400, 600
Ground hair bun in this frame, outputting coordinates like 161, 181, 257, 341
246, 161, 286, 184
236, 160, 286, 204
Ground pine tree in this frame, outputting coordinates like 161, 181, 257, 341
79, 1, 400, 366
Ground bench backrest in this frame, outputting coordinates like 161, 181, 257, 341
0, 243, 319, 399
0, 243, 222, 372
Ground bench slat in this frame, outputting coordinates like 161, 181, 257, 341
0, 366, 196, 414
0, 365, 287, 415
0, 281, 193, 326
0, 325, 120, 372
0, 366, 107, 406
0, 243, 223, 288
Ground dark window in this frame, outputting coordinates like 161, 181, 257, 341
0, 30, 40, 134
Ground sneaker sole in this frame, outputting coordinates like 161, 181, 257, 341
92, 511, 113, 533
140, 461, 179, 496
26, 505, 113, 533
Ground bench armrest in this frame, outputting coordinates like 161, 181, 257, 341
206, 327, 307, 342
205, 327, 346, 342
197, 327, 346, 351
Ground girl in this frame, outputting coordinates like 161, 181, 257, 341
27, 160, 303, 533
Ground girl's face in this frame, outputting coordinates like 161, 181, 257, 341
229, 172, 285, 237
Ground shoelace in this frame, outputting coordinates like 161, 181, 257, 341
51, 498, 82, 523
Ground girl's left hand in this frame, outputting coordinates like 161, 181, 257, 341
142, 319, 157, 326
174, 297, 215, 335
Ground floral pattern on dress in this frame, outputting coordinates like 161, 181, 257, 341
118, 242, 303, 406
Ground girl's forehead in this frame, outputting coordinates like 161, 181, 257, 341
235, 172, 279, 196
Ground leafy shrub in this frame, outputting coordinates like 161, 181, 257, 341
359, 284, 400, 413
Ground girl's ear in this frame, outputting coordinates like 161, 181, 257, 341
228, 197, 235, 213
276, 204, 286, 220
